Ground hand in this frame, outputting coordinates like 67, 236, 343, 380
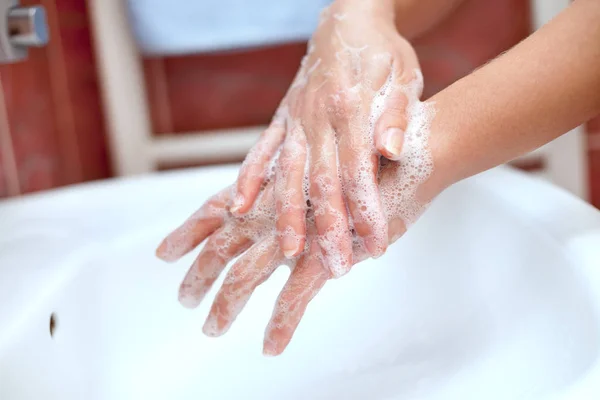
229, 0, 425, 277
156, 182, 331, 356
156, 133, 444, 355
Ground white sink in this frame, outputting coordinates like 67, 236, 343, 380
1, 165, 599, 400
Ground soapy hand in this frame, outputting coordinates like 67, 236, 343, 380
156, 182, 332, 356
230, 0, 425, 277
156, 136, 440, 355
156, 0, 439, 357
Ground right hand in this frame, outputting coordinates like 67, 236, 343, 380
156, 144, 446, 355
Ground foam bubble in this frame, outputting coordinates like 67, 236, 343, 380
168, 4, 443, 351
225, 67, 432, 274
181, 44, 435, 306
379, 70, 435, 227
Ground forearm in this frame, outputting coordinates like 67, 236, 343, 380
425, 0, 600, 194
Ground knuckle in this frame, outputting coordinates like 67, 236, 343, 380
327, 89, 358, 120
340, 88, 361, 108
353, 221, 372, 238
385, 92, 409, 115
302, 91, 324, 113
397, 65, 419, 83
342, 174, 361, 194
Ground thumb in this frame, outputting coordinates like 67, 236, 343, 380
374, 86, 408, 161
374, 68, 424, 160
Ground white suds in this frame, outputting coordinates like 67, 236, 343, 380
174, 22, 438, 320
380, 70, 435, 226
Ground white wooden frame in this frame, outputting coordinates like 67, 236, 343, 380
87, 0, 588, 199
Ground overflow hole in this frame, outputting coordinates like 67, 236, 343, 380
49, 313, 57, 338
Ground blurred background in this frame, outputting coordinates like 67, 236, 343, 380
0, 0, 598, 207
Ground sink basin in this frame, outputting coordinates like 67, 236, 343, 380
1, 165, 599, 400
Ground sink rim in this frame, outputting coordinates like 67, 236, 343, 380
1, 165, 599, 399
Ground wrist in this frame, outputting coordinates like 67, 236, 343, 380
331, 0, 396, 25
414, 101, 461, 204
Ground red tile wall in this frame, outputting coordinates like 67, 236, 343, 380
0, 79, 10, 197
144, 44, 307, 134
1, 45, 64, 193
587, 116, 600, 205
52, 0, 110, 182
0, 0, 109, 198
0, 150, 6, 198
0, 148, 4, 197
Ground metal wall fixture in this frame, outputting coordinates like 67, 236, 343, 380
0, 0, 48, 64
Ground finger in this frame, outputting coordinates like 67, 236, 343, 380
388, 218, 407, 245
263, 239, 329, 356
203, 237, 281, 337
156, 186, 233, 262
374, 55, 424, 161
232, 108, 287, 214
336, 119, 388, 258
394, 38, 422, 95
307, 124, 353, 278
178, 225, 252, 309
374, 87, 407, 161
275, 121, 308, 258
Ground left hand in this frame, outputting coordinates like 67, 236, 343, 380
156, 183, 332, 356
156, 151, 444, 355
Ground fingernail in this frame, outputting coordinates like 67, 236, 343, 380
202, 315, 222, 337
178, 279, 208, 309
156, 238, 183, 262
364, 237, 377, 256
263, 342, 280, 357
282, 235, 299, 259
365, 237, 385, 259
155, 240, 171, 261
178, 292, 202, 309
329, 259, 351, 279
230, 193, 245, 214
381, 127, 404, 160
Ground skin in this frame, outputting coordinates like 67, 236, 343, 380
157, 0, 600, 356
229, 0, 461, 277
384, 0, 600, 181
157, 160, 423, 356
